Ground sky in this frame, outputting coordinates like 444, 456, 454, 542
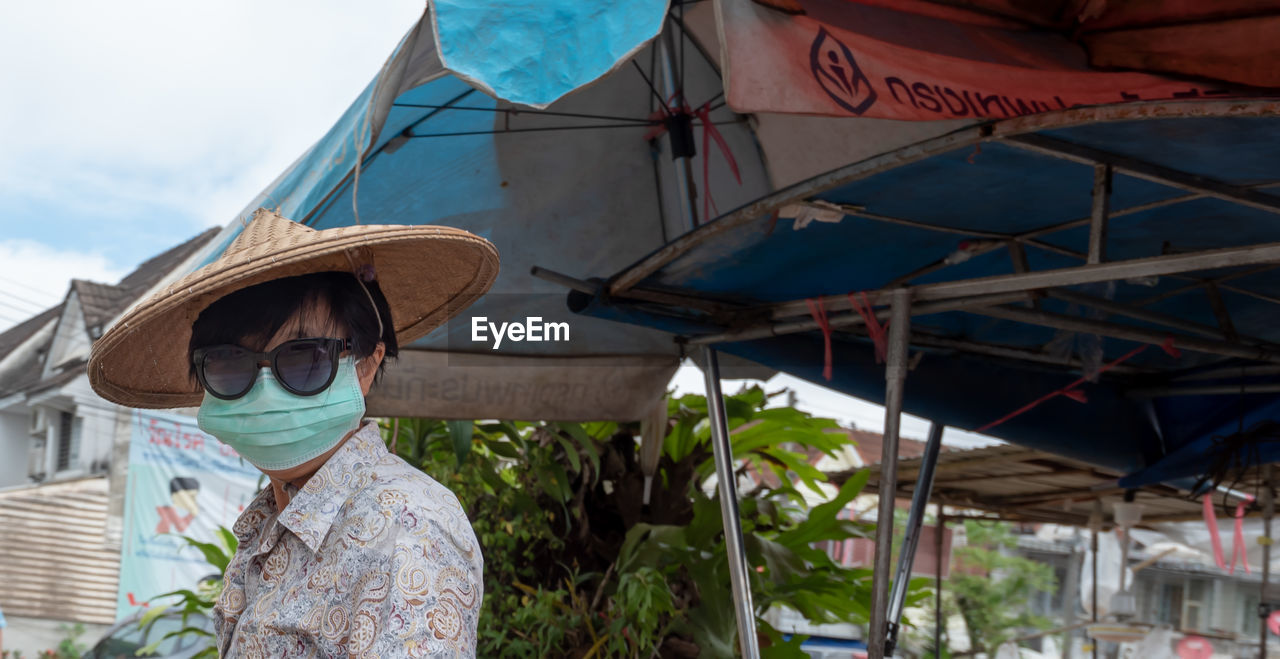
0, 1, 425, 329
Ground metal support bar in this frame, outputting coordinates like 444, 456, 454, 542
660, 23, 758, 659
968, 305, 1280, 364
658, 28, 697, 227
1062, 532, 1083, 658
935, 505, 945, 657
1129, 383, 1280, 397
1119, 523, 1131, 592
700, 346, 760, 659
1008, 241, 1040, 308
869, 289, 913, 659
907, 333, 1147, 374
1175, 364, 1280, 382
1089, 164, 1111, 264
1262, 466, 1273, 659
768, 241, 1280, 319
686, 292, 1028, 345
886, 422, 945, 656
529, 266, 597, 294
1044, 288, 1246, 342
1135, 264, 1280, 307
1204, 282, 1241, 342
1090, 500, 1101, 659
1006, 134, 1280, 216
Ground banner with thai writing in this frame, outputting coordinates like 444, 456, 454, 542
720, 0, 1246, 120
116, 409, 261, 619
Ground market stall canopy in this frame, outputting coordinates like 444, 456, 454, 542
720, 0, 1271, 119
185, 0, 1278, 430
191, 1, 774, 422
570, 99, 1280, 490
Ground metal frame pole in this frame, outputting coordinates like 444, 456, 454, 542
1088, 164, 1111, 264
1263, 466, 1274, 659
935, 505, 945, 657
869, 288, 913, 658
886, 422, 945, 655
657, 25, 697, 226
701, 346, 761, 659
658, 22, 760, 657
1090, 500, 1101, 659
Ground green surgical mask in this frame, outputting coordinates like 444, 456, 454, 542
197, 356, 365, 471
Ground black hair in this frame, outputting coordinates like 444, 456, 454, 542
188, 271, 399, 382
170, 476, 200, 494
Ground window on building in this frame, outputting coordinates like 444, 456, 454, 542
1184, 578, 1209, 632
1243, 594, 1261, 637
55, 411, 81, 471
1155, 581, 1184, 628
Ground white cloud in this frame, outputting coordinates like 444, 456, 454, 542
0, 240, 127, 333
0, 0, 425, 232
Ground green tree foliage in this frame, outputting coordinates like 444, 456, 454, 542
945, 520, 1057, 655
384, 387, 897, 657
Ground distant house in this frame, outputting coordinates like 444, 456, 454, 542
0, 228, 219, 645
1017, 532, 1277, 657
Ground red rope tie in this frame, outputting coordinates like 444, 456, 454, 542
1232, 494, 1255, 574
694, 102, 742, 225
1060, 389, 1088, 404
975, 344, 1149, 433
848, 292, 890, 363
1204, 494, 1227, 569
1162, 335, 1182, 358
641, 98, 742, 226
806, 298, 834, 381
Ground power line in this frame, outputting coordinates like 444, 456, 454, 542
0, 296, 42, 317
0, 274, 66, 302
0, 288, 51, 314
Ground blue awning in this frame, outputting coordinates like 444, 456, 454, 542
574, 100, 1280, 488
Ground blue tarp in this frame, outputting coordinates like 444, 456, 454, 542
199, 2, 1280, 490
576, 108, 1280, 489
201, 7, 768, 422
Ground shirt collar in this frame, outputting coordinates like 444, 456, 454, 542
274, 421, 389, 553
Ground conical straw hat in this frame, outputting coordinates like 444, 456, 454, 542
88, 208, 500, 408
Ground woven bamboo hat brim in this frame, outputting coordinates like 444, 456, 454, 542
88, 208, 499, 408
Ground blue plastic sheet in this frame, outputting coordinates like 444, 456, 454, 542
432, 0, 668, 108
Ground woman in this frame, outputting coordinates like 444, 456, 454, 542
88, 209, 500, 658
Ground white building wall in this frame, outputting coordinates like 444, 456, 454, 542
64, 376, 118, 474
44, 292, 91, 377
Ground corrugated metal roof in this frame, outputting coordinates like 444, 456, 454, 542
851, 443, 1218, 527
0, 477, 118, 624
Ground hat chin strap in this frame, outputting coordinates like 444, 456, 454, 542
344, 248, 385, 340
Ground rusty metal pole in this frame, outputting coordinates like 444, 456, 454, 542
1262, 466, 1274, 659
936, 505, 945, 656
1091, 500, 1101, 659
868, 288, 913, 659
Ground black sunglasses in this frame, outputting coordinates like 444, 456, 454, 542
192, 337, 352, 400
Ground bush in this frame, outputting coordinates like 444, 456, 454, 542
383, 387, 905, 657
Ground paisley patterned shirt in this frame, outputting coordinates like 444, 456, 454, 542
214, 422, 483, 658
